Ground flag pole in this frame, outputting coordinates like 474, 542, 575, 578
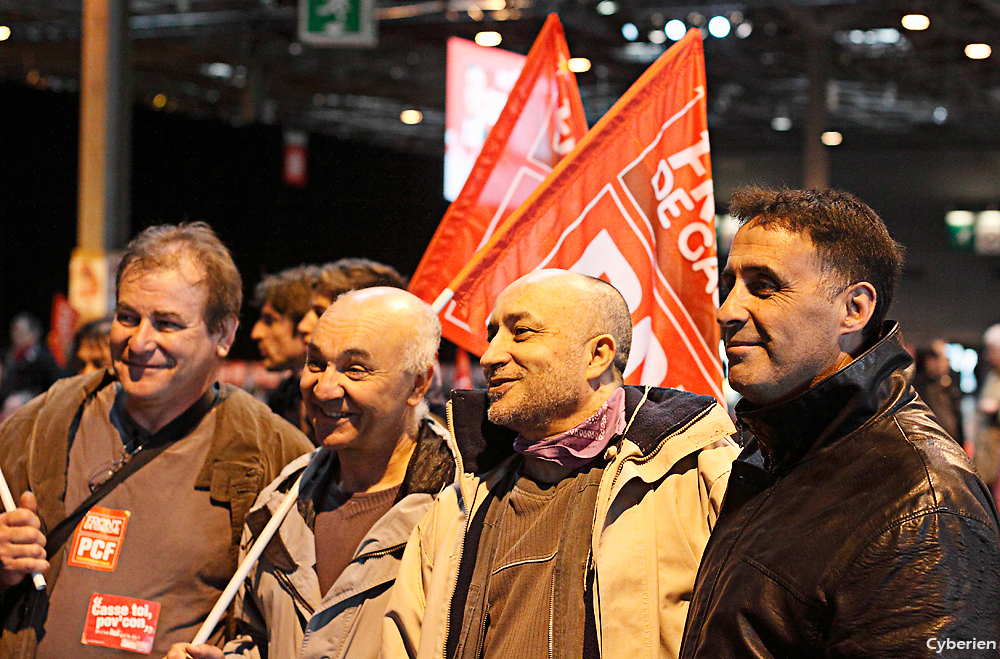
191, 474, 303, 645
431, 288, 454, 315
0, 465, 46, 591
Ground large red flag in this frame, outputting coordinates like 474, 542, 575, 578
437, 30, 723, 402
409, 14, 588, 329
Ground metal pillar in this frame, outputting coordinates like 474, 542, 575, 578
802, 40, 830, 189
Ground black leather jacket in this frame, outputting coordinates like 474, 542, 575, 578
680, 323, 1000, 659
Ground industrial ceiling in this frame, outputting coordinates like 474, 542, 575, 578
2, 0, 1000, 155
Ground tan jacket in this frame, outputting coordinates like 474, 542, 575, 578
0, 370, 313, 658
382, 386, 739, 659
223, 417, 455, 659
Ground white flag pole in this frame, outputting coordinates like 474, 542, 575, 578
0, 465, 47, 591
191, 474, 303, 645
431, 288, 455, 315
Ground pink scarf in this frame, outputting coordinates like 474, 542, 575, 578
513, 388, 626, 468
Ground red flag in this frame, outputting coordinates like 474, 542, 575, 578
409, 14, 588, 324
47, 292, 79, 368
452, 348, 473, 390
438, 30, 723, 402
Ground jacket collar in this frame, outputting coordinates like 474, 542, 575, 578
449, 385, 718, 474
734, 321, 915, 471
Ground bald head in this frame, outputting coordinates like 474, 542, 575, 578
321, 287, 441, 375
499, 270, 632, 378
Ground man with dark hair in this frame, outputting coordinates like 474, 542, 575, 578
68, 317, 114, 376
0, 222, 312, 658
167, 288, 455, 659
382, 269, 738, 659
297, 258, 407, 343
251, 265, 318, 429
680, 187, 1000, 658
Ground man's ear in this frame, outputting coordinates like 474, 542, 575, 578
839, 282, 876, 346
407, 363, 435, 407
584, 335, 617, 382
215, 316, 239, 358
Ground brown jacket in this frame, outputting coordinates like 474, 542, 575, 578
0, 370, 313, 658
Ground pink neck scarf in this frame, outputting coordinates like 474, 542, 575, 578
513, 388, 627, 469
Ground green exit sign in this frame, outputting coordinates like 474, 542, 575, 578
299, 0, 377, 47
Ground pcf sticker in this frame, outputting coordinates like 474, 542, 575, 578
68, 506, 130, 572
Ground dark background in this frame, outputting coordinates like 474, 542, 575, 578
3, 81, 1000, 360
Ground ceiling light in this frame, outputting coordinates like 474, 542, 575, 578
621, 23, 639, 41
708, 16, 731, 38
945, 210, 975, 228
735, 21, 752, 39
480, 0, 505, 9
596, 1, 618, 16
648, 30, 666, 45
933, 106, 948, 124
0, 26, 11, 41
966, 43, 991, 59
203, 62, 233, 78
288, 42, 302, 56
568, 57, 591, 73
771, 116, 792, 131
153, 93, 167, 109
475, 31, 502, 47
400, 109, 423, 124
665, 19, 687, 41
821, 131, 843, 146
467, 6, 483, 20
901, 14, 929, 31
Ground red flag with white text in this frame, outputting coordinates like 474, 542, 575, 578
438, 30, 723, 402
409, 14, 588, 330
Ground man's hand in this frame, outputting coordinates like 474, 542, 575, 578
0, 491, 48, 588
165, 643, 225, 659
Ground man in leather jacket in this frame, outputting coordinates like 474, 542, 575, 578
680, 187, 1000, 659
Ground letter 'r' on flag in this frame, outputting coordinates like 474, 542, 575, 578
408, 14, 587, 320
438, 29, 724, 402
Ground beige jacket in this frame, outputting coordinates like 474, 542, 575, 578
382, 386, 739, 659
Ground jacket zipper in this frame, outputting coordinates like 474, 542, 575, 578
274, 568, 315, 616
443, 400, 471, 658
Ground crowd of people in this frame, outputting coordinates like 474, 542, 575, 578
0, 186, 997, 659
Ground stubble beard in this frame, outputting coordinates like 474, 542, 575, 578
486, 366, 582, 437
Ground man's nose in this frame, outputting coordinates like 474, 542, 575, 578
479, 334, 509, 374
716, 284, 747, 328
128, 319, 157, 352
251, 320, 265, 340
312, 367, 345, 400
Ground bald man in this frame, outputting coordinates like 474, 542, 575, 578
168, 288, 455, 659
382, 270, 739, 659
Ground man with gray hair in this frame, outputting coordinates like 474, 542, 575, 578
169, 287, 456, 659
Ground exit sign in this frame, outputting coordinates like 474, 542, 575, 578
299, 0, 377, 47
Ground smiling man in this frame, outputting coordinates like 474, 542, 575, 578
0, 223, 311, 658
382, 270, 738, 659
168, 287, 455, 659
679, 187, 1000, 659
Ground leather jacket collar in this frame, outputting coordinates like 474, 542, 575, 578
735, 321, 915, 471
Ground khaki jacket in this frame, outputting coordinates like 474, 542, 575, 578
382, 386, 739, 659
224, 417, 455, 659
0, 370, 313, 658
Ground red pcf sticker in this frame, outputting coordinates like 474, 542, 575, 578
81, 593, 160, 654
67, 506, 130, 572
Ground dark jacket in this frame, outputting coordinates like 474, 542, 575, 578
0, 370, 313, 658
680, 323, 1000, 659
